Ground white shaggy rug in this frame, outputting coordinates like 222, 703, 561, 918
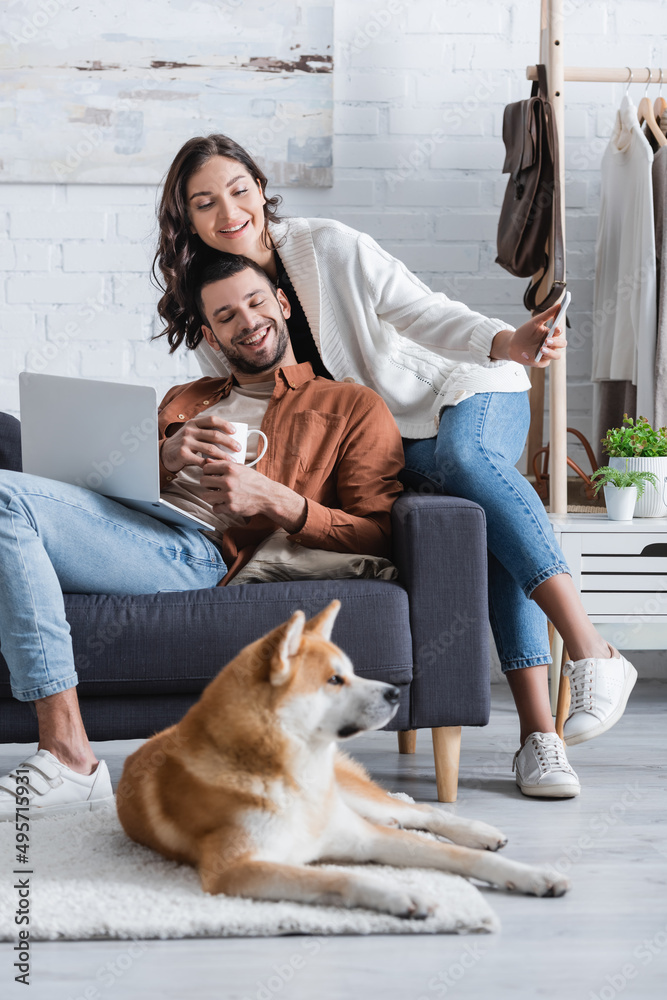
0, 805, 499, 940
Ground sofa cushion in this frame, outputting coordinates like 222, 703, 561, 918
0, 412, 22, 472
0, 579, 413, 700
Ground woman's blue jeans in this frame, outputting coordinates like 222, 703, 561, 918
0, 471, 227, 702
402, 391, 570, 672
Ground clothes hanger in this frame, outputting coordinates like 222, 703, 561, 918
638, 67, 667, 147
654, 68, 667, 124
625, 67, 633, 96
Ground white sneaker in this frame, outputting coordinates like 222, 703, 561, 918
0, 749, 114, 821
513, 732, 581, 798
562, 652, 638, 746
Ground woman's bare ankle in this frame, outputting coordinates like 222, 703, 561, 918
567, 640, 616, 662
520, 724, 557, 746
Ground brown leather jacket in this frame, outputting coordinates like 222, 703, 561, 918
157, 363, 404, 584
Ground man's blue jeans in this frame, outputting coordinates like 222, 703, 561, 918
402, 391, 570, 672
0, 471, 226, 702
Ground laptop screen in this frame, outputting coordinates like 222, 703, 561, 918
19, 373, 161, 502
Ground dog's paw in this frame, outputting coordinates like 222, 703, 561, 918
509, 868, 570, 897
465, 821, 508, 852
534, 870, 570, 897
426, 809, 508, 851
389, 888, 438, 920
357, 882, 437, 919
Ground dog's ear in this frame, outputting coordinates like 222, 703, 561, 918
303, 600, 341, 642
270, 610, 306, 686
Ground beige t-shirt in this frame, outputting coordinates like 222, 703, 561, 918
161, 379, 274, 544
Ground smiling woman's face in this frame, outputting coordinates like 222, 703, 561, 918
186, 155, 267, 258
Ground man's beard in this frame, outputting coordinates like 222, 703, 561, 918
215, 318, 290, 376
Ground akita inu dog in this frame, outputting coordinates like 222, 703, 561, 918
117, 601, 569, 916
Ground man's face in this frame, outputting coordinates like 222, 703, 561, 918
200, 269, 291, 377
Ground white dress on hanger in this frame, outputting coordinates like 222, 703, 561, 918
653, 144, 667, 427
591, 93, 657, 424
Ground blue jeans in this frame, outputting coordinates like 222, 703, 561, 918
0, 472, 226, 702
402, 392, 570, 672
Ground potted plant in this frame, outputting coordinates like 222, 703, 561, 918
590, 464, 659, 521
601, 415, 667, 517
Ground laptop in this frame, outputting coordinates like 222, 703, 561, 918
19, 372, 211, 531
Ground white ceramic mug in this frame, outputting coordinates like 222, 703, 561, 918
220, 422, 268, 467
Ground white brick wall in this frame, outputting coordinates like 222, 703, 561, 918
10, 213, 107, 240
1, 0, 666, 467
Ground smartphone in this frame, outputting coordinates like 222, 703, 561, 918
534, 290, 571, 362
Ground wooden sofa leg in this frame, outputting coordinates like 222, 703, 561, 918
431, 726, 461, 803
397, 730, 416, 754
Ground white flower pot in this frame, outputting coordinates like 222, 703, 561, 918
603, 483, 637, 521
608, 456, 667, 517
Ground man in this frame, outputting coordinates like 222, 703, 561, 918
0, 256, 404, 819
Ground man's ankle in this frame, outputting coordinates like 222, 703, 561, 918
37, 744, 99, 775
32, 689, 97, 774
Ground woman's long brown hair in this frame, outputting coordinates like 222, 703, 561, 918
151, 135, 283, 352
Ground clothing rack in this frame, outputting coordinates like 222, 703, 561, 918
523, 0, 667, 723
524, 0, 667, 514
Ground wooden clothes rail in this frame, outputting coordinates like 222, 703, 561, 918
528, 66, 667, 83
524, 0, 667, 514
522, 0, 667, 721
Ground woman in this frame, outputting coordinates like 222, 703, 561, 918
152, 134, 637, 799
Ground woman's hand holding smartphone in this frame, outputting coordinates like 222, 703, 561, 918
489, 294, 570, 367
534, 291, 571, 362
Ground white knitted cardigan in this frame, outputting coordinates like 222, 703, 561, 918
195, 216, 531, 439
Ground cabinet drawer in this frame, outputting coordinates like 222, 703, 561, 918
581, 555, 667, 573
582, 573, 667, 591
578, 532, 667, 616
579, 533, 667, 556
582, 593, 667, 615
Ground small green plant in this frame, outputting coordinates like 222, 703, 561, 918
602, 414, 667, 457
590, 464, 659, 499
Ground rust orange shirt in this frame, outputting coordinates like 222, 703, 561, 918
157, 363, 404, 584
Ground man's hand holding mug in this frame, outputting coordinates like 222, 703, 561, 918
163, 416, 305, 534
161, 414, 242, 473
161, 417, 268, 472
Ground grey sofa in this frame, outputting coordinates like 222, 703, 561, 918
0, 411, 490, 801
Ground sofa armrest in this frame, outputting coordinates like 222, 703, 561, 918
391, 494, 490, 729
0, 413, 22, 472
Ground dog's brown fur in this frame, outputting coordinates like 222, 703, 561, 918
117, 602, 569, 916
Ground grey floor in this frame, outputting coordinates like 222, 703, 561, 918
2, 680, 666, 1000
